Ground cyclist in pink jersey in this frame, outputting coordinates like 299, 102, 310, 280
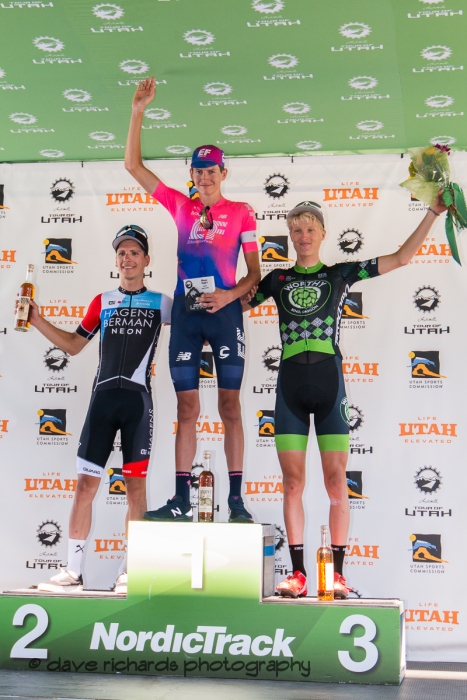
125, 76, 261, 523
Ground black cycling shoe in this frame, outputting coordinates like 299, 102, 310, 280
144, 495, 193, 522
228, 496, 254, 523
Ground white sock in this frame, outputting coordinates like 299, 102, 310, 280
67, 538, 86, 576
117, 540, 128, 576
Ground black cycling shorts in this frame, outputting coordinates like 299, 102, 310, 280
169, 294, 245, 392
274, 356, 350, 452
77, 389, 153, 478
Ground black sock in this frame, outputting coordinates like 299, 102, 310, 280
175, 472, 191, 503
228, 471, 243, 501
331, 545, 346, 576
289, 544, 306, 577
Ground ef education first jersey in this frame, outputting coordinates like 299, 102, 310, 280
76, 287, 172, 392
154, 181, 257, 296
249, 260, 380, 360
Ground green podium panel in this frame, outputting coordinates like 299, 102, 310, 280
0, 523, 405, 685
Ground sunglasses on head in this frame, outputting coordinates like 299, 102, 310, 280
199, 206, 213, 230
115, 224, 148, 240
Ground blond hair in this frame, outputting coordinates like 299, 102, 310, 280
287, 212, 324, 231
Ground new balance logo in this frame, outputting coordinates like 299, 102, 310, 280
176, 352, 192, 361
171, 507, 183, 517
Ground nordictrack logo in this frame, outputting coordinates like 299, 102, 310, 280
184, 29, 214, 45
166, 145, 191, 155
33, 36, 64, 52
252, 0, 284, 13
145, 108, 171, 120
283, 102, 310, 115
63, 89, 91, 103
10, 112, 36, 124
221, 125, 247, 136
204, 82, 232, 96
421, 45, 452, 61
425, 95, 454, 108
93, 3, 124, 20
269, 54, 298, 69
119, 59, 149, 74
349, 76, 378, 90
89, 131, 115, 141
357, 120, 383, 131
339, 22, 371, 39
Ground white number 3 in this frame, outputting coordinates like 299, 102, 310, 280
338, 614, 378, 673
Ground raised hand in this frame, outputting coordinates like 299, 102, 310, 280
132, 77, 156, 113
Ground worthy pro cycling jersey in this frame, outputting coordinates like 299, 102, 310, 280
154, 181, 257, 295
249, 259, 380, 360
76, 286, 172, 392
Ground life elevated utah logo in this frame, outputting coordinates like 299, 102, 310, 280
346, 471, 369, 510
341, 291, 368, 330
256, 410, 275, 447
43, 239, 77, 266
37, 408, 71, 446
408, 350, 446, 389
280, 279, 331, 316
338, 229, 364, 255
409, 534, 448, 574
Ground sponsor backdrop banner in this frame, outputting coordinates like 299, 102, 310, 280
0, 0, 466, 162
0, 153, 467, 663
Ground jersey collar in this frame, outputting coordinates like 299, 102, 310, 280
118, 286, 146, 295
294, 261, 324, 274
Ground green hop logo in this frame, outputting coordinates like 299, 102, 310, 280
290, 286, 319, 309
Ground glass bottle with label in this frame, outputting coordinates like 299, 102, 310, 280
198, 450, 214, 522
317, 525, 334, 601
14, 264, 35, 332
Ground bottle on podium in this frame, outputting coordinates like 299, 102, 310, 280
198, 450, 214, 522
317, 525, 334, 601
14, 264, 35, 332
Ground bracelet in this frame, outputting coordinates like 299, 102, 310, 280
428, 207, 440, 217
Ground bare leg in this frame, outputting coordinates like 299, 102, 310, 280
321, 451, 349, 545
69, 474, 100, 540
124, 476, 147, 536
278, 450, 306, 544
218, 388, 243, 472
175, 389, 200, 469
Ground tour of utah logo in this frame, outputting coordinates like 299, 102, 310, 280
406, 467, 451, 519
405, 286, 448, 336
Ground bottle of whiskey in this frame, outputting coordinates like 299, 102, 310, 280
198, 450, 214, 522
317, 525, 334, 601
14, 264, 35, 332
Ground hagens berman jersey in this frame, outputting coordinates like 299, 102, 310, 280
250, 259, 380, 360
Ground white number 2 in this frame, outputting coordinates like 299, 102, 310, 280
338, 614, 378, 673
10, 604, 49, 659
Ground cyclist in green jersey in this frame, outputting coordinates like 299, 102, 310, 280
246, 195, 447, 598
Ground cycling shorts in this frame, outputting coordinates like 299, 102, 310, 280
76, 389, 153, 478
169, 294, 245, 392
274, 356, 350, 452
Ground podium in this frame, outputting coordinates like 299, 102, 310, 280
0, 523, 405, 684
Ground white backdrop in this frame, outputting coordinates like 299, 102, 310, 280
1, 154, 466, 661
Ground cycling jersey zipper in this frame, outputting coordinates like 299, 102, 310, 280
117, 293, 132, 387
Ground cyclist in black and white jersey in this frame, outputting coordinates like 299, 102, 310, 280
26, 225, 171, 594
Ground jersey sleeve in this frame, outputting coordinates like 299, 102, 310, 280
239, 203, 258, 253
249, 271, 275, 309
339, 258, 380, 287
160, 294, 173, 324
153, 180, 189, 220
76, 294, 102, 340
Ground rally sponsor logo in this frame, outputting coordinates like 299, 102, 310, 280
173, 415, 224, 444
180, 29, 229, 59
9, 111, 53, 134
106, 185, 157, 212
255, 409, 275, 447
332, 22, 382, 52
417, 94, 462, 119
217, 124, 260, 145
347, 471, 369, 510
142, 107, 186, 130
342, 356, 379, 384
0, 65, 25, 91
324, 184, 379, 208
247, 0, 300, 28
62, 88, 109, 113
245, 473, 283, 502
264, 52, 312, 81
91, 3, 142, 33
406, 466, 451, 518
39, 299, 86, 326
346, 537, 379, 566
278, 102, 323, 125
404, 286, 449, 336
200, 81, 246, 107
399, 416, 457, 443
341, 292, 368, 330
199, 349, 216, 388
408, 350, 446, 389
409, 533, 448, 573
413, 45, 462, 72
32, 36, 82, 64
36, 408, 71, 446
342, 75, 389, 101
26, 518, 66, 571
405, 603, 459, 633
24, 473, 76, 500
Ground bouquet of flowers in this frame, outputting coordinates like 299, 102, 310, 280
400, 144, 467, 265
